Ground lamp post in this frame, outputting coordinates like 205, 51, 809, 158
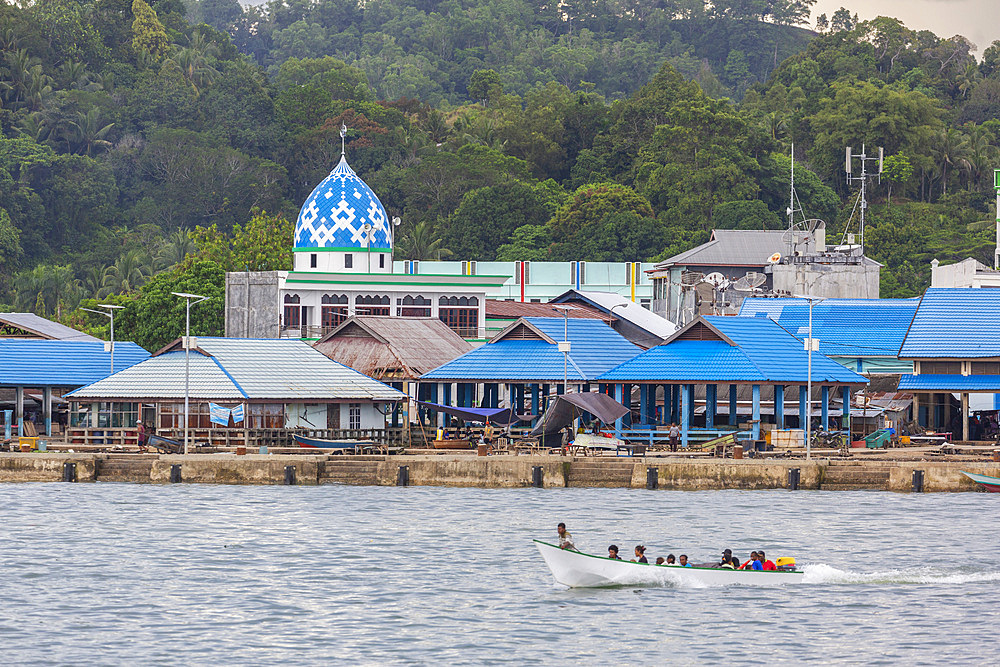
794, 294, 826, 459
80, 304, 125, 375
551, 305, 576, 395
172, 291, 210, 455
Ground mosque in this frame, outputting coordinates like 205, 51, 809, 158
224, 148, 508, 340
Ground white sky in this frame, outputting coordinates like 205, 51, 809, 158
811, 0, 1000, 53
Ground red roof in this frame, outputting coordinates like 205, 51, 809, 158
485, 300, 605, 320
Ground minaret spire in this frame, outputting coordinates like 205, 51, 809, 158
340, 123, 347, 157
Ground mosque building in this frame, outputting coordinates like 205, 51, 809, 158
224, 147, 508, 341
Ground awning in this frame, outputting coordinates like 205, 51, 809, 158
415, 401, 522, 426
531, 393, 629, 436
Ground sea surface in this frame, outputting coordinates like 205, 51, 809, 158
2, 484, 998, 665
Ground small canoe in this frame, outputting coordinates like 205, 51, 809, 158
534, 540, 805, 588
293, 434, 372, 450
961, 470, 1000, 492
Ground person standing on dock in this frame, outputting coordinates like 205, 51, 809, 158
136, 420, 147, 452
668, 423, 680, 452
557, 523, 576, 550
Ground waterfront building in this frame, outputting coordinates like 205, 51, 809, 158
898, 288, 1000, 440
649, 228, 880, 325
738, 297, 918, 376
0, 339, 149, 436
419, 317, 640, 426
551, 290, 677, 349
395, 260, 655, 306
67, 337, 403, 446
483, 299, 606, 341
224, 153, 508, 342
598, 315, 868, 447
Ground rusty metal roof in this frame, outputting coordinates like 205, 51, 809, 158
313, 317, 472, 380
485, 300, 604, 319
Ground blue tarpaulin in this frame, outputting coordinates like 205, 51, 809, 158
416, 401, 522, 426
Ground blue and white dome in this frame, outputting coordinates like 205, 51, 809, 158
294, 156, 391, 251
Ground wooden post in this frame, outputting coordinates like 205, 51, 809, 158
706, 384, 716, 430
774, 385, 784, 429
729, 384, 738, 426
681, 384, 690, 448
799, 385, 808, 430
962, 393, 969, 442
43, 387, 52, 436
821, 386, 829, 430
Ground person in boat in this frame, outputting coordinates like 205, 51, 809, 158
679, 554, 691, 567
655, 557, 665, 565
717, 549, 740, 569
631, 545, 647, 563
758, 550, 776, 570
608, 545, 622, 560
739, 552, 763, 570
557, 523, 575, 550
668, 422, 680, 452
665, 554, 676, 565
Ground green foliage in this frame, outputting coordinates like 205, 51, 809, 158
190, 210, 294, 271
548, 182, 657, 260
114, 259, 225, 351
712, 200, 783, 230
0, 208, 22, 294
468, 69, 503, 105
131, 0, 170, 60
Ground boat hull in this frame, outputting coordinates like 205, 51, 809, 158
534, 540, 805, 588
961, 471, 1000, 492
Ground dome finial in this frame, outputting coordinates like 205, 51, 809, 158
340, 123, 347, 157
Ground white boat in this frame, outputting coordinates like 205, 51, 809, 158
534, 540, 806, 588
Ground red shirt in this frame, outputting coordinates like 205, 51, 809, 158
761, 560, 776, 571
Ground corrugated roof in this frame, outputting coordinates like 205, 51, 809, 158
421, 317, 640, 382
68, 338, 404, 401
0, 340, 150, 387
0, 313, 100, 341
485, 300, 604, 320
898, 374, 1000, 392
552, 290, 679, 339
598, 316, 868, 384
739, 297, 919, 357
654, 230, 794, 268
899, 288, 1000, 358
313, 317, 472, 379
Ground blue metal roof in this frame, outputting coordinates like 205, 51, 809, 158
898, 374, 1000, 392
0, 340, 149, 387
421, 317, 640, 382
739, 297, 918, 357
899, 288, 1000, 358
598, 316, 867, 384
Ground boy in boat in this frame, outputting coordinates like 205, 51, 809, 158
655, 557, 665, 565
758, 550, 776, 570
738, 552, 763, 570
608, 545, 622, 559
557, 523, 575, 550
679, 554, 691, 567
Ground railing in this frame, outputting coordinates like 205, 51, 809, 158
66, 427, 407, 448
279, 325, 329, 339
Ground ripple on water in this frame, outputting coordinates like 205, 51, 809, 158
1, 485, 999, 664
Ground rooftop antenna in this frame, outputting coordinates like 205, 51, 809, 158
783, 143, 823, 257
340, 123, 347, 156
843, 144, 883, 253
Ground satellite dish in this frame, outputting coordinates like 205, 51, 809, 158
704, 272, 729, 289
733, 271, 767, 292
768, 252, 782, 264
681, 271, 705, 286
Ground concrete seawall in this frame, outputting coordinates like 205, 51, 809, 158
2, 453, 999, 492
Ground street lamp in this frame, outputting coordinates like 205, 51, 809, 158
172, 291, 210, 455
551, 305, 576, 396
80, 304, 125, 375
793, 294, 827, 459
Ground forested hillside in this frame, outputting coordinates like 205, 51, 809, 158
1, 0, 999, 349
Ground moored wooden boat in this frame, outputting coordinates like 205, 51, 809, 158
534, 540, 805, 588
292, 434, 372, 450
961, 470, 1000, 492
433, 439, 473, 450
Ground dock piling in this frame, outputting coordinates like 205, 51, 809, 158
284, 465, 296, 485
62, 462, 76, 483
788, 467, 800, 491
531, 466, 543, 488
646, 467, 658, 490
169, 464, 182, 483
396, 465, 409, 487
912, 469, 924, 493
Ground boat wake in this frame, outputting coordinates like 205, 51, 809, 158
802, 563, 1000, 586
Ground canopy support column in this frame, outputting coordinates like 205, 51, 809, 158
911, 392, 920, 426
729, 385, 738, 426
706, 384, 716, 430
681, 384, 690, 449
752, 384, 761, 440
962, 393, 970, 442
843, 387, 852, 438
799, 385, 808, 430
531, 384, 540, 426
686, 385, 695, 426
15, 386, 23, 437
672, 385, 680, 424
614, 384, 624, 437
821, 386, 829, 430
43, 386, 52, 437
639, 385, 648, 425
774, 385, 784, 429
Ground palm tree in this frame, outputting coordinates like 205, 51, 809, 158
398, 221, 453, 260
69, 108, 115, 155
155, 227, 195, 270
81, 265, 110, 300
13, 264, 82, 317
102, 249, 151, 295
931, 128, 967, 197
422, 109, 452, 144
167, 33, 220, 94
958, 125, 999, 191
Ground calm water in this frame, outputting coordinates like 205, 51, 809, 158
2, 484, 998, 665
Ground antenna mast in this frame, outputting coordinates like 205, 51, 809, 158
844, 144, 883, 253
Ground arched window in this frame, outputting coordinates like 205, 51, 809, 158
438, 294, 480, 338
399, 295, 431, 317
283, 293, 302, 329
356, 294, 390, 316
321, 294, 349, 331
